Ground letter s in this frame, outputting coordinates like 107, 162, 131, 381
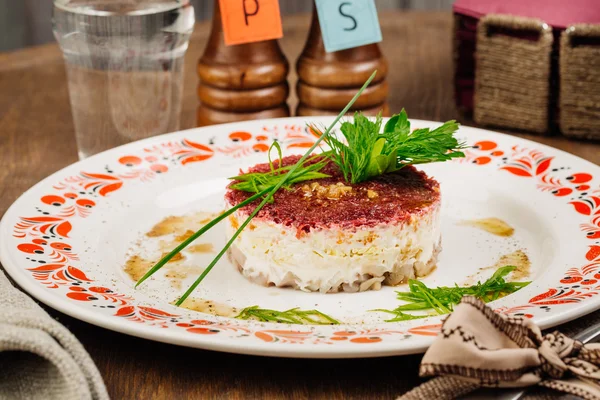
339, 2, 357, 31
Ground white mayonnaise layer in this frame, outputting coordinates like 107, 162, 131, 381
225, 201, 441, 293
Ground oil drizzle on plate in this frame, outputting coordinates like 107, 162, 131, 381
124, 252, 204, 289
123, 211, 219, 287
499, 250, 531, 281
178, 298, 239, 317
146, 213, 215, 238
463, 249, 531, 285
124, 253, 187, 283
461, 217, 515, 237
188, 243, 214, 253
124, 255, 153, 282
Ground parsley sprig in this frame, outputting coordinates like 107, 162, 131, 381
313, 109, 466, 184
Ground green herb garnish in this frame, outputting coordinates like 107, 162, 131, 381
371, 310, 428, 322
313, 109, 466, 184
235, 306, 340, 325
373, 266, 530, 321
229, 142, 331, 197
136, 71, 379, 305
136, 71, 469, 309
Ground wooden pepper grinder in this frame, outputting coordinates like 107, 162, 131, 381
197, 0, 290, 126
296, 6, 389, 116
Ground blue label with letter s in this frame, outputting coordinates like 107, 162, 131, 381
315, 0, 382, 53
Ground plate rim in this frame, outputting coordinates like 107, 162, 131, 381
2, 116, 599, 358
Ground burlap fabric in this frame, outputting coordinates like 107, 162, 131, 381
0, 269, 108, 400
474, 14, 554, 134
559, 24, 600, 140
398, 296, 600, 400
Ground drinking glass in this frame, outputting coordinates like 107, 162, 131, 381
52, 0, 195, 159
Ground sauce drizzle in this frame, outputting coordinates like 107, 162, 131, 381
461, 218, 514, 237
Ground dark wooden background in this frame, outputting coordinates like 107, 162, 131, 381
1, 9, 600, 400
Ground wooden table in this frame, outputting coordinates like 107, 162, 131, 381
1, 11, 599, 400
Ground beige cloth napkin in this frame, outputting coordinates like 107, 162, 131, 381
0, 269, 109, 400
399, 296, 600, 400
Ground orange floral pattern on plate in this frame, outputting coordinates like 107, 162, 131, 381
9, 128, 600, 345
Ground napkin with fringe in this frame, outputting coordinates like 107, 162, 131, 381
399, 296, 600, 400
0, 269, 108, 400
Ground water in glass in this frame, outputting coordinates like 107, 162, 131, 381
52, 0, 195, 159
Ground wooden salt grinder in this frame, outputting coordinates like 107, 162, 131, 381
196, 0, 290, 126
296, 7, 389, 116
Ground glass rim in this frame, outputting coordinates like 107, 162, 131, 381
53, 0, 192, 17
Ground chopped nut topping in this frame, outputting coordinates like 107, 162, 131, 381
301, 181, 353, 200
367, 189, 379, 199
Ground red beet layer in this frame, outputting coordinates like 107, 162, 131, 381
225, 155, 440, 231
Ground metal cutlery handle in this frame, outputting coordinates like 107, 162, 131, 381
572, 322, 600, 344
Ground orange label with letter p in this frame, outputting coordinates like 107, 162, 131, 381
219, 0, 284, 46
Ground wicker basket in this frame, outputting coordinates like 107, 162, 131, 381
473, 14, 554, 134
559, 24, 600, 140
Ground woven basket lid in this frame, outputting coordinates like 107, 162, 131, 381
453, 0, 600, 29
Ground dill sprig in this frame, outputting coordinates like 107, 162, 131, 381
375, 311, 427, 322
135, 71, 379, 305
235, 306, 340, 325
313, 109, 467, 184
373, 266, 530, 322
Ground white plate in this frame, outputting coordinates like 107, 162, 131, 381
2, 117, 600, 358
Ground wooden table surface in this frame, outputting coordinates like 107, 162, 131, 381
1, 11, 600, 400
